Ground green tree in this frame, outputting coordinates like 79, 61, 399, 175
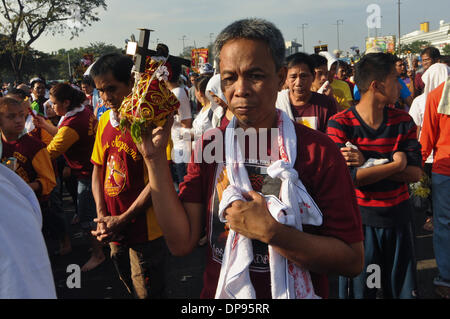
87, 42, 123, 57
0, 0, 107, 81
401, 40, 431, 54
48, 42, 122, 81
443, 44, 450, 55
0, 33, 60, 83
179, 45, 195, 60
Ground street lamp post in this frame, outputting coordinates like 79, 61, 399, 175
179, 35, 187, 53
397, 0, 402, 53
298, 24, 308, 52
336, 19, 344, 52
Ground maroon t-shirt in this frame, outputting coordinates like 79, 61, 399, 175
290, 92, 337, 133
59, 107, 97, 179
91, 118, 161, 245
178, 122, 363, 299
1, 134, 45, 184
414, 72, 425, 95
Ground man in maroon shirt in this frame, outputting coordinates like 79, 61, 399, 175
137, 18, 364, 299
277, 52, 337, 133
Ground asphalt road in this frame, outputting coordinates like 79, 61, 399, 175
47, 191, 441, 299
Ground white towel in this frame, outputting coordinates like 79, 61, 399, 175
437, 77, 450, 115
215, 110, 322, 299
275, 89, 294, 121
319, 51, 339, 71
345, 141, 389, 168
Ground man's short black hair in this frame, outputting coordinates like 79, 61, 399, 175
440, 55, 450, 67
156, 43, 169, 58
30, 78, 45, 89
354, 53, 396, 95
194, 74, 212, 95
309, 54, 328, 69
90, 53, 133, 85
5, 88, 28, 100
169, 62, 182, 83
285, 52, 315, 75
421, 46, 441, 61
393, 55, 403, 64
81, 75, 95, 87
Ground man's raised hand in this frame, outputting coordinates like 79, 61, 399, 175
136, 114, 174, 160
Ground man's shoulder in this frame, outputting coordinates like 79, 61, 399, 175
97, 109, 113, 130
293, 121, 339, 151
171, 86, 188, 97
385, 106, 413, 123
329, 106, 354, 123
310, 91, 335, 107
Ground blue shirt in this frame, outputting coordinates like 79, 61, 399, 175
353, 78, 411, 101
96, 105, 110, 121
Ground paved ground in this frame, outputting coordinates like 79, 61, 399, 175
47, 191, 441, 299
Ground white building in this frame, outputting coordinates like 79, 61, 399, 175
285, 41, 302, 56
400, 20, 450, 53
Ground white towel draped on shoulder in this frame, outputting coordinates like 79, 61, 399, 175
437, 77, 450, 115
215, 110, 322, 299
275, 89, 294, 121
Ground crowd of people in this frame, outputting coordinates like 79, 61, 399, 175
0, 17, 449, 300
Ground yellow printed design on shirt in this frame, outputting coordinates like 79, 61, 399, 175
295, 116, 317, 130
104, 153, 126, 197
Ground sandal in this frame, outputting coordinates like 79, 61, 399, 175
423, 217, 433, 232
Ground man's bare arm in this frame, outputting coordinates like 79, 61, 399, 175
270, 224, 364, 277
387, 165, 422, 183
137, 116, 203, 256
92, 164, 108, 219
354, 151, 407, 187
144, 154, 204, 256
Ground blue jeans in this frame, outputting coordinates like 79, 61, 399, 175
339, 222, 417, 299
432, 172, 450, 282
170, 162, 187, 188
77, 179, 97, 230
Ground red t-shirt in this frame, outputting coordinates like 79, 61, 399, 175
178, 122, 363, 299
91, 110, 163, 245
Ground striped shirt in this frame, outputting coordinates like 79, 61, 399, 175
327, 106, 422, 227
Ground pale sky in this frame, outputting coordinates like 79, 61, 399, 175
32, 0, 449, 56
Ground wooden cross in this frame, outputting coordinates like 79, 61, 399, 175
127, 28, 191, 73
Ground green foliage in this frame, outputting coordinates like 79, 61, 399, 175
0, 41, 122, 83
443, 44, 450, 55
50, 42, 123, 81
400, 40, 432, 54
0, 0, 107, 81
178, 45, 196, 60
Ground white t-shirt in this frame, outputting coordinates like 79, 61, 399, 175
171, 87, 192, 163
0, 164, 57, 299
